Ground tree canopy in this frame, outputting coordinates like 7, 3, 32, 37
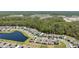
0, 16, 79, 40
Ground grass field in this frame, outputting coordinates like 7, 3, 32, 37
54, 41, 66, 48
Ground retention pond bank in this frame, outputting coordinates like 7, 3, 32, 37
0, 31, 28, 42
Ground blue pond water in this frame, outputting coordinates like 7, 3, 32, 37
0, 31, 28, 42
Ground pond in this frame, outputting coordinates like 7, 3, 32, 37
0, 31, 28, 42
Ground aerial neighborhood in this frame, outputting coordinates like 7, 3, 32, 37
0, 11, 79, 48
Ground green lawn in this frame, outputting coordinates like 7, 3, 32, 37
54, 41, 66, 48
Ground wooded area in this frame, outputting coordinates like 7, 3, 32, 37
0, 16, 79, 40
